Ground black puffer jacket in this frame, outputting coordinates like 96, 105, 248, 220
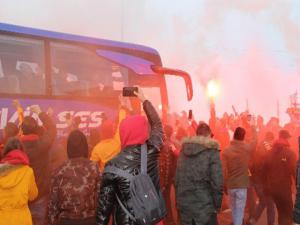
96, 100, 164, 225
175, 136, 223, 225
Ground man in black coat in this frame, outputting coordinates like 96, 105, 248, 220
175, 123, 223, 225
264, 130, 296, 225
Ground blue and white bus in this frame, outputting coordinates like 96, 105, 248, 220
0, 23, 193, 136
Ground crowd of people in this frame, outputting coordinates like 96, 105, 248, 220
1, 90, 300, 225
164, 102, 300, 225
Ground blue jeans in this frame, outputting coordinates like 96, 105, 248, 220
228, 188, 247, 225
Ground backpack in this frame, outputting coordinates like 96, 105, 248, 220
104, 144, 166, 225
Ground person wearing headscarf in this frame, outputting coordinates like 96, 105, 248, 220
0, 137, 38, 225
47, 130, 101, 225
96, 89, 164, 225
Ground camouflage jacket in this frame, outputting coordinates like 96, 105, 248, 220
47, 158, 101, 225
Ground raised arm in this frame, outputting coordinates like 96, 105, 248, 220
12, 99, 24, 126
134, 89, 164, 149
30, 105, 57, 149
209, 102, 217, 133
248, 125, 258, 152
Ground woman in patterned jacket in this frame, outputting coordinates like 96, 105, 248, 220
47, 130, 101, 225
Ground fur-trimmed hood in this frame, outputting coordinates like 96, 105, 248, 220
182, 136, 220, 156
0, 164, 23, 177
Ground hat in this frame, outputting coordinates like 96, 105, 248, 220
67, 130, 88, 159
234, 127, 246, 141
4, 122, 19, 138
279, 130, 291, 139
21, 116, 38, 135
196, 123, 212, 137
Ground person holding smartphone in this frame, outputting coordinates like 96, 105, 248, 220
96, 88, 165, 225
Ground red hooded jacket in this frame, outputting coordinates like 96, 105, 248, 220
119, 115, 149, 148
1, 149, 29, 165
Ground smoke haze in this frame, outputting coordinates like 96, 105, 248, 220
1, 0, 300, 123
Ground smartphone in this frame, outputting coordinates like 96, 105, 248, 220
123, 87, 138, 97
188, 110, 193, 120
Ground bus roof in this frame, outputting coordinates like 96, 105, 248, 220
0, 22, 160, 56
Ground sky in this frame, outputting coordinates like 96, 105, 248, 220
1, 0, 300, 123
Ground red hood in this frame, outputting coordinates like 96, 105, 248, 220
1, 149, 29, 165
119, 115, 148, 148
19, 134, 39, 142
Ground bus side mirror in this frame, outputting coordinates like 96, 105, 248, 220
151, 65, 193, 101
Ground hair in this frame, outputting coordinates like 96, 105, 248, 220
21, 116, 38, 135
279, 129, 291, 139
72, 116, 81, 129
196, 123, 211, 137
164, 125, 173, 139
3, 137, 24, 156
67, 130, 88, 159
4, 122, 19, 138
233, 127, 246, 141
265, 131, 275, 142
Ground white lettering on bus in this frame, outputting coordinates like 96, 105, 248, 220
56, 111, 104, 129
0, 108, 41, 129
89, 112, 103, 128
0, 108, 8, 129
75, 111, 90, 129
0, 108, 105, 130
56, 111, 75, 129
7, 110, 19, 124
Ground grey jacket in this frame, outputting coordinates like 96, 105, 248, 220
175, 136, 223, 225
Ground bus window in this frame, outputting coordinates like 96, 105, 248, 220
50, 43, 129, 97
0, 34, 45, 95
